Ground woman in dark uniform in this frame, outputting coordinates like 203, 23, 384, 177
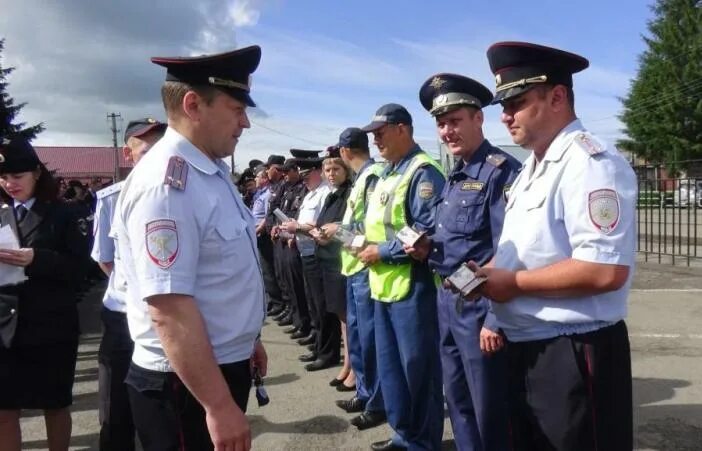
0, 137, 89, 451
313, 155, 354, 388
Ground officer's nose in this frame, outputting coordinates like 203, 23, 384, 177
241, 111, 251, 129
500, 110, 513, 125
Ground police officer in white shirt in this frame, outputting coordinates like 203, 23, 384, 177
114, 46, 267, 451
92, 118, 165, 451
471, 42, 637, 451
281, 156, 331, 347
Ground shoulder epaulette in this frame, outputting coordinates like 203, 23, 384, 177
573, 132, 606, 157
486, 153, 506, 167
164, 156, 188, 190
96, 181, 124, 200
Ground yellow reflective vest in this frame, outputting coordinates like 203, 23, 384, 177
340, 162, 384, 277
364, 151, 445, 302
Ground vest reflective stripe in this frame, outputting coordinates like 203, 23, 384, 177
341, 163, 384, 276
365, 151, 444, 302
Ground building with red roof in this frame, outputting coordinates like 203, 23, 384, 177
34, 146, 133, 183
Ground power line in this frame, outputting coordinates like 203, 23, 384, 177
250, 118, 329, 147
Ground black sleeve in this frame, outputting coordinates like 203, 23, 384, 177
24, 205, 91, 286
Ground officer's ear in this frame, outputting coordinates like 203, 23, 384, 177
474, 109, 484, 127
549, 85, 570, 113
182, 90, 205, 122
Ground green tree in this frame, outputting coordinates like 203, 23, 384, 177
0, 38, 44, 140
618, 0, 702, 173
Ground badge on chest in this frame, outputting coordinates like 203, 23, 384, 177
461, 181, 484, 191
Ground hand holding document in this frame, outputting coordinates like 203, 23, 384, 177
0, 225, 28, 287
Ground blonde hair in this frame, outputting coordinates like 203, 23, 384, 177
323, 157, 351, 182
160, 81, 220, 116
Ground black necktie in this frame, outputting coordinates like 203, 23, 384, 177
15, 205, 28, 223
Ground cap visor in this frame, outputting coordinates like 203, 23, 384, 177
360, 121, 386, 132
491, 85, 533, 105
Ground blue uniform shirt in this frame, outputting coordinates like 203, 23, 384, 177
377, 145, 446, 263
115, 127, 266, 372
91, 182, 128, 313
252, 186, 271, 221
429, 140, 520, 275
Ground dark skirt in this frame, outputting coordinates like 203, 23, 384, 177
318, 257, 347, 316
0, 340, 79, 409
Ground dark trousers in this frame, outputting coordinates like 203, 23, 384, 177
127, 360, 251, 451
437, 288, 509, 451
346, 269, 383, 413
98, 307, 136, 451
507, 321, 633, 451
374, 272, 444, 450
301, 254, 320, 332
257, 234, 283, 309
272, 239, 291, 308
283, 245, 311, 333
301, 255, 340, 364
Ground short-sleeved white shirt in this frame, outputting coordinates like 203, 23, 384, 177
114, 127, 265, 371
492, 119, 637, 342
91, 182, 127, 313
295, 181, 331, 256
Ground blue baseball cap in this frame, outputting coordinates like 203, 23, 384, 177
360, 103, 413, 132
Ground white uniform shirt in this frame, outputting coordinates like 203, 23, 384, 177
114, 127, 265, 372
493, 119, 637, 342
295, 181, 331, 257
91, 182, 128, 313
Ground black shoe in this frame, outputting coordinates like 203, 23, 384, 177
329, 377, 345, 387
290, 329, 309, 339
267, 306, 284, 317
351, 411, 387, 430
273, 310, 289, 322
297, 333, 316, 346
336, 382, 355, 392
298, 353, 317, 362
283, 326, 299, 334
278, 316, 293, 326
370, 439, 406, 451
335, 396, 365, 413
306, 344, 316, 352
305, 359, 336, 372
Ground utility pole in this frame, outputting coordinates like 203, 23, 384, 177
107, 113, 121, 183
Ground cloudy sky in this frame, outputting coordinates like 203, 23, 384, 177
1, 0, 653, 169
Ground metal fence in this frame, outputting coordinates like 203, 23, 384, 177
637, 176, 702, 266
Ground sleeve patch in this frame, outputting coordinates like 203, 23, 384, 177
418, 181, 435, 199
588, 189, 620, 234
145, 219, 179, 269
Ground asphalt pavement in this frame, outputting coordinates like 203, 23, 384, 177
18, 261, 702, 450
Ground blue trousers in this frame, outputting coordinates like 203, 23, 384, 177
438, 287, 509, 451
346, 269, 383, 412
374, 273, 444, 451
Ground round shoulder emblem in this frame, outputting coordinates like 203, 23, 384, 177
145, 219, 179, 269
588, 189, 620, 234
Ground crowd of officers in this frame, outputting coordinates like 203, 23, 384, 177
0, 38, 637, 451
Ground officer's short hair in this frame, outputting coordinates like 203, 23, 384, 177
161, 81, 220, 115
533, 84, 575, 110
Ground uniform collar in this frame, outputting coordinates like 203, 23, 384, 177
164, 127, 222, 176
452, 139, 491, 180
544, 119, 585, 162
13, 197, 36, 210
354, 158, 376, 183
383, 145, 422, 177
